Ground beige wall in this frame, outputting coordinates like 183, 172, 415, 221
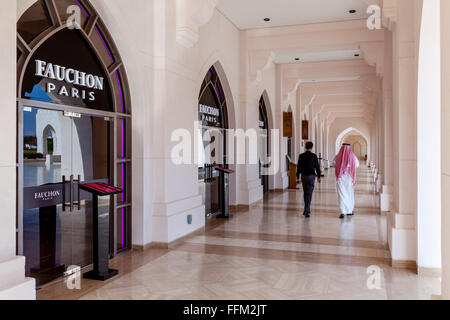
441, 0, 450, 300
0, 0, 35, 300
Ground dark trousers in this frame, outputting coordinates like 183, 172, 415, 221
301, 175, 316, 214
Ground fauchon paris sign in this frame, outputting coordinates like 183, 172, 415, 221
199, 104, 220, 126
23, 184, 64, 210
34, 59, 104, 102
21, 28, 113, 111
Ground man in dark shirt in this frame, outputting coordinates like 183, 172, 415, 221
296, 141, 321, 218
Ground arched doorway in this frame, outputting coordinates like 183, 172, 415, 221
335, 127, 369, 160
198, 66, 228, 217
42, 125, 56, 156
338, 131, 368, 161
17, 0, 132, 286
259, 96, 270, 194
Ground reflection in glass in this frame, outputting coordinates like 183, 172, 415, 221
22, 108, 110, 286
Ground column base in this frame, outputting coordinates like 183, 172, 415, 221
239, 179, 264, 205
375, 174, 382, 193
387, 211, 417, 266
151, 195, 205, 244
0, 256, 36, 300
380, 185, 393, 212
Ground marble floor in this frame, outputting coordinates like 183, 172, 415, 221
37, 165, 441, 300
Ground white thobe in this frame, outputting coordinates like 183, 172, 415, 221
336, 157, 360, 215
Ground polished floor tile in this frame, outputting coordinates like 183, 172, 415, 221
37, 165, 441, 300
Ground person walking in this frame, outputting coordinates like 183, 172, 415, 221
334, 144, 360, 219
296, 142, 321, 218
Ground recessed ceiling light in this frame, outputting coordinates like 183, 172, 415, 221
349, 9, 356, 14
264, 18, 271, 22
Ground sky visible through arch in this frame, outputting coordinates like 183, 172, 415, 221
24, 109, 37, 136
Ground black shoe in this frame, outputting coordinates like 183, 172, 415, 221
305, 213, 310, 218
339, 214, 345, 219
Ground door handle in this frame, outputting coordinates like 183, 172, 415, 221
205, 165, 209, 183
73, 175, 81, 210
62, 175, 73, 212
62, 175, 81, 212
70, 175, 74, 212
63, 175, 67, 212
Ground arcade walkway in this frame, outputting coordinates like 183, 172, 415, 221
37, 166, 440, 300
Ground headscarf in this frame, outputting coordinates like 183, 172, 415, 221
334, 144, 357, 184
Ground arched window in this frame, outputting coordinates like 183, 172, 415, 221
259, 96, 270, 194
199, 67, 228, 129
17, 1, 132, 286
17, 0, 130, 114
198, 66, 228, 216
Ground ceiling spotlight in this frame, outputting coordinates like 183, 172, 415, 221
349, 9, 356, 14
264, 18, 271, 22
295, 58, 300, 61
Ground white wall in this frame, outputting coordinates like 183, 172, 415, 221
1, 0, 35, 300
417, 0, 441, 272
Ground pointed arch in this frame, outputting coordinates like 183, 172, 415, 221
335, 127, 369, 156
17, 0, 131, 114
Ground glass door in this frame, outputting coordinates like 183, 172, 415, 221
198, 126, 225, 216
21, 106, 110, 286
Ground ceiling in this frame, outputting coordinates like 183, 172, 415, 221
274, 49, 362, 64
300, 76, 362, 84
217, 0, 369, 30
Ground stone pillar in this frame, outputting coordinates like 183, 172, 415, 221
387, 0, 418, 268
417, 0, 441, 276
0, 0, 35, 299
380, 30, 394, 212
149, 0, 206, 246
274, 65, 289, 189
376, 95, 383, 192
323, 121, 330, 169
441, 0, 450, 299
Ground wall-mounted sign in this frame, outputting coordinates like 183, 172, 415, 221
34, 59, 104, 102
283, 112, 293, 138
302, 120, 309, 140
21, 29, 113, 112
199, 104, 220, 125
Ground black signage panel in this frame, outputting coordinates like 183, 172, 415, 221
23, 184, 64, 210
21, 29, 113, 111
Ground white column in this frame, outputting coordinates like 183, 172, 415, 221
274, 65, 289, 189
388, 0, 418, 267
441, 0, 450, 299
417, 0, 441, 276
0, 0, 35, 300
381, 30, 394, 211
149, 0, 205, 245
